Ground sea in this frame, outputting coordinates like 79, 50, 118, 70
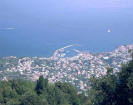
0, 2, 133, 57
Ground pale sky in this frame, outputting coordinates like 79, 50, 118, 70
1, 0, 133, 9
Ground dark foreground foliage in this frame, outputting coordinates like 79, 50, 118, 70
88, 59, 133, 105
0, 75, 89, 105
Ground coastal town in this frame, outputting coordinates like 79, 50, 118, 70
0, 44, 133, 92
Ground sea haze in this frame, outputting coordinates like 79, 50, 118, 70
0, 0, 133, 57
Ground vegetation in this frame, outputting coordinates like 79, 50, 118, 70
0, 76, 89, 105
88, 58, 133, 105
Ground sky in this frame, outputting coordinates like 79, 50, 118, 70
1, 0, 133, 9
0, 0, 133, 57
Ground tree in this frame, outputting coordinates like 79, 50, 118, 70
55, 82, 81, 105
20, 92, 48, 105
35, 75, 48, 95
88, 56, 133, 105
116, 59, 133, 105
88, 68, 117, 105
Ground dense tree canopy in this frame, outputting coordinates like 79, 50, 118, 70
0, 76, 89, 105
88, 58, 133, 105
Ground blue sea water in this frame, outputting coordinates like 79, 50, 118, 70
0, 1, 133, 57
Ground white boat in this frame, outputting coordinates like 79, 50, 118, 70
107, 29, 111, 33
